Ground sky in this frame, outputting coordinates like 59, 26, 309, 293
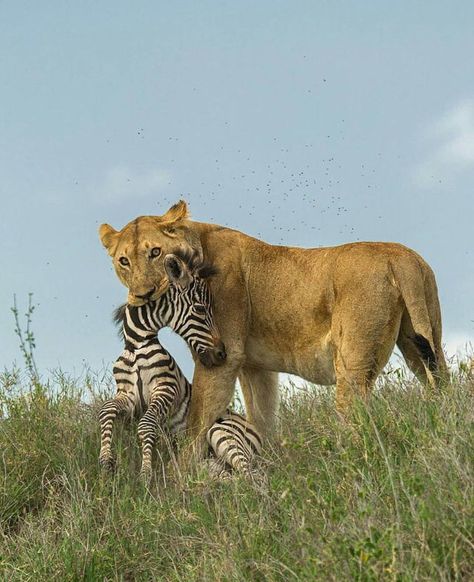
1, 1, 473, 383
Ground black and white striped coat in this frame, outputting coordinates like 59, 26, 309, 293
99, 251, 262, 481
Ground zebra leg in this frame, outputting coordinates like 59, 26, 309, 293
204, 457, 233, 481
98, 392, 134, 472
137, 385, 177, 482
217, 441, 253, 476
206, 415, 263, 479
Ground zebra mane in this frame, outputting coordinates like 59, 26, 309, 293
113, 304, 127, 340
172, 248, 219, 279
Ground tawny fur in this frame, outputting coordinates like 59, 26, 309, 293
99, 200, 448, 458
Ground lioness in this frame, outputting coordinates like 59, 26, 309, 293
99, 200, 447, 457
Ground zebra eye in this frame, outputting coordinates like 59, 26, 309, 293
194, 304, 206, 315
119, 257, 129, 266
150, 247, 161, 258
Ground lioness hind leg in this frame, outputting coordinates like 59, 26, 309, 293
332, 294, 403, 414
334, 360, 375, 414
397, 336, 430, 387
397, 310, 446, 388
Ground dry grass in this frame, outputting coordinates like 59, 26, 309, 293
0, 366, 473, 581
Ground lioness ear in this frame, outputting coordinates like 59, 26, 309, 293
160, 200, 190, 225
99, 224, 119, 255
164, 254, 192, 288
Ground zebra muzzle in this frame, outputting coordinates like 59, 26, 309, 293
198, 340, 227, 368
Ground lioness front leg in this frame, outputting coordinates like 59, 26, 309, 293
239, 367, 279, 438
184, 350, 245, 465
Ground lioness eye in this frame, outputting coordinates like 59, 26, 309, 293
119, 257, 129, 266
150, 247, 161, 258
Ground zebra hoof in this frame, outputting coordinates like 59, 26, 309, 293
202, 458, 233, 481
99, 455, 116, 473
139, 465, 153, 485
247, 469, 269, 492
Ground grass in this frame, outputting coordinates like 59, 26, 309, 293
0, 365, 473, 581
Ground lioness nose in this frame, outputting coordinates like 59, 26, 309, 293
136, 287, 155, 301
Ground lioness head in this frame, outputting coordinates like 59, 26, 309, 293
99, 200, 202, 307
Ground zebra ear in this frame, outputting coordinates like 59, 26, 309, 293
164, 254, 192, 287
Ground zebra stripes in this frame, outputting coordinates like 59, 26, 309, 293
99, 251, 262, 481
206, 411, 263, 479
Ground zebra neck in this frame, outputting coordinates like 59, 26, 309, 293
122, 294, 171, 348
124, 335, 164, 353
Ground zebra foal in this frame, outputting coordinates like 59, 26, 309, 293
99, 250, 262, 482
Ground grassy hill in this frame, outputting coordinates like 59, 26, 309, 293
0, 366, 473, 581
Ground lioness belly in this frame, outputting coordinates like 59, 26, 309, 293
245, 333, 336, 385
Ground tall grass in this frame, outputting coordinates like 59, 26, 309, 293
0, 364, 472, 581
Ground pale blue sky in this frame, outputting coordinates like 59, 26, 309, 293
1, 1, 473, 380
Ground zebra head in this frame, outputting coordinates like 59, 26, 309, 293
162, 250, 227, 368
114, 251, 226, 367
